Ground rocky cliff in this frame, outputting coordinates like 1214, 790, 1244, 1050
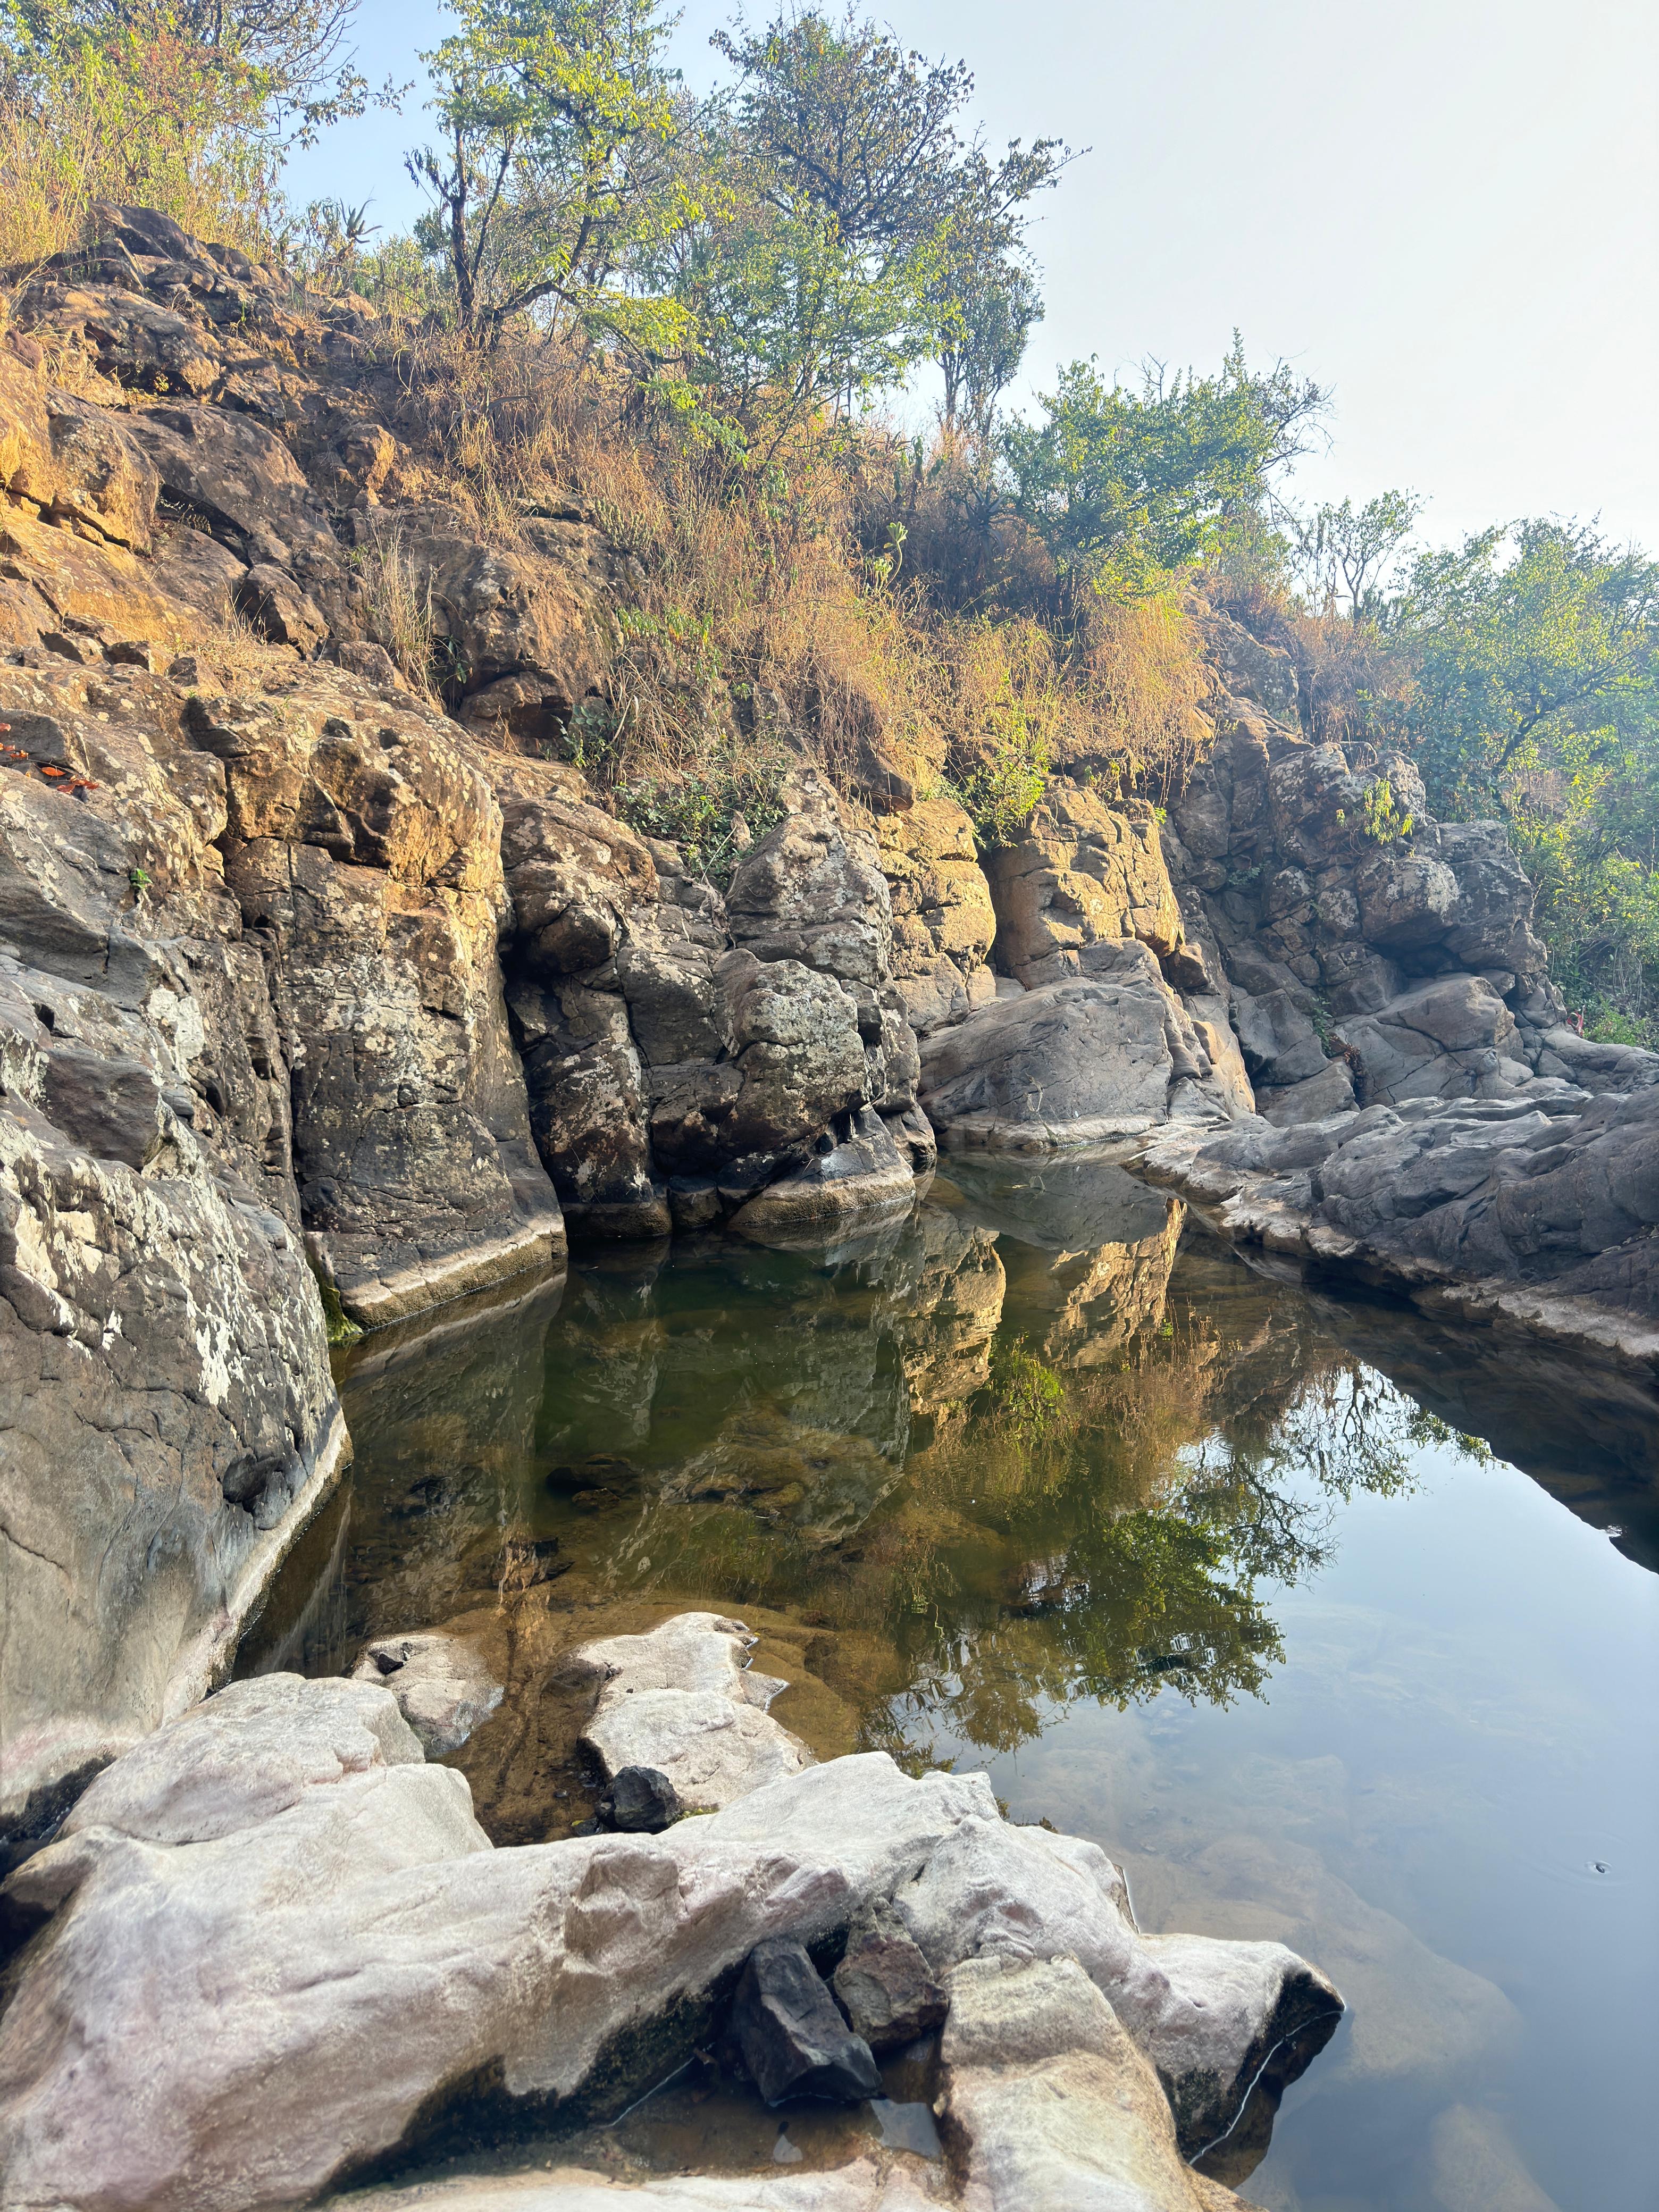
3, 200, 1658, 1856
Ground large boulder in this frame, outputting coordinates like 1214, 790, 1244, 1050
0, 1662, 1338, 2212
0, 658, 346, 1864
938, 1954, 1249, 2211
918, 945, 1240, 1149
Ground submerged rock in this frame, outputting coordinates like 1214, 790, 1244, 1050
730, 1937, 882, 2105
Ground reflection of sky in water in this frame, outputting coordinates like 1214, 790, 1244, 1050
250, 1162, 1659, 2212
926, 1445, 1657, 2212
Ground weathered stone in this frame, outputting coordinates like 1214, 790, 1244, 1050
1231, 987, 1329, 1087
604, 1765, 681, 1833
0, 1682, 1007, 2211
984, 781, 1183, 988
730, 1937, 883, 2105
351, 1631, 504, 1755
728, 772, 897, 990
919, 945, 1238, 1147
939, 1954, 1249, 2211
892, 1809, 1340, 2158
875, 795, 996, 1034
570, 1611, 814, 1812
831, 1896, 946, 2051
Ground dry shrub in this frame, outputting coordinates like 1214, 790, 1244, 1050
361, 324, 1217, 842
0, 31, 279, 267
354, 532, 439, 698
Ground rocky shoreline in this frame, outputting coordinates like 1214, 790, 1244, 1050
0, 1612, 1339, 2212
3, 200, 1658, 2208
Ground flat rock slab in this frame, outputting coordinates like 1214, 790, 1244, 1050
571, 1612, 814, 1812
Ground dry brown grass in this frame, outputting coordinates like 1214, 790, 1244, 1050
0, 35, 278, 270
336, 322, 1220, 833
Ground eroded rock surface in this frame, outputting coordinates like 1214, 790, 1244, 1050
1139, 1080, 1659, 1360
569, 1612, 814, 1812
918, 944, 1241, 1148
0, 1653, 1334, 2212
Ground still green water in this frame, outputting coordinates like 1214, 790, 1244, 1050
247, 1157, 1659, 2212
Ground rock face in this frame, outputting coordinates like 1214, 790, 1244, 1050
1163, 657, 1563, 1121
495, 764, 930, 1239
984, 782, 1182, 988
198, 680, 566, 1324
0, 1654, 1334, 2212
1139, 1082, 1659, 1361
918, 943, 1243, 1149
875, 796, 997, 1036
0, 653, 351, 1864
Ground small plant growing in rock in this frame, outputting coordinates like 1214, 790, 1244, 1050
1360, 774, 1413, 844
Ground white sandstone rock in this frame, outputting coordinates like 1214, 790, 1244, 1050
571, 1612, 813, 1811
352, 1631, 505, 1755
937, 1954, 1246, 2210
892, 1813, 1341, 2155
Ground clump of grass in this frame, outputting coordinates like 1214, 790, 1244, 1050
354, 533, 439, 698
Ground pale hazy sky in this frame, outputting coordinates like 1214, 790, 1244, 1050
286, 0, 1659, 550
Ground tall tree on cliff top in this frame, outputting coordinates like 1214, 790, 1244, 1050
677, 7, 1070, 450
408, 0, 692, 346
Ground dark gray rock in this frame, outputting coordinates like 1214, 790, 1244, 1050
831, 1896, 946, 2051
730, 1937, 882, 2104
604, 1765, 681, 1833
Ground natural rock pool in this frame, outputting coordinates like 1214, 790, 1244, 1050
245, 1158, 1658, 2212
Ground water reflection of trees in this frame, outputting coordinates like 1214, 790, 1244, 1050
533, 1211, 1478, 1765
266, 1189, 1492, 1769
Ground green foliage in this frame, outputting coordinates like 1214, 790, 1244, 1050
986, 1342, 1065, 1441
669, 10, 1070, 453
948, 701, 1051, 848
407, 0, 691, 343
1002, 340, 1327, 601
1393, 519, 1659, 817
0, 0, 287, 255
611, 741, 789, 886
1291, 489, 1422, 622
1359, 773, 1412, 844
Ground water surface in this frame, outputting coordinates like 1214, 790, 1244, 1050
247, 1158, 1659, 2211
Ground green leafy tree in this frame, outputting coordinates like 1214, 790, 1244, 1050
1392, 518, 1659, 816
408, 0, 690, 344
674, 9, 1068, 451
1290, 488, 1422, 622
1003, 340, 1327, 600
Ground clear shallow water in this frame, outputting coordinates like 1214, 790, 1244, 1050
246, 1158, 1659, 2211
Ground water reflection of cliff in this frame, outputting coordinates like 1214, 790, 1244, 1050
242, 1153, 1561, 1799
